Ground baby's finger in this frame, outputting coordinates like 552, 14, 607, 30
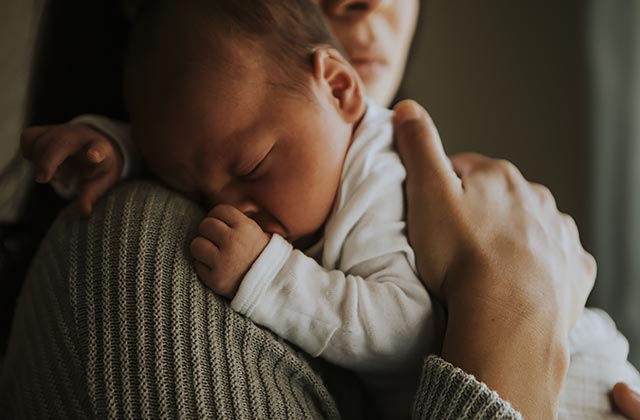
194, 261, 211, 282
20, 125, 55, 159
33, 127, 97, 182
76, 170, 119, 216
198, 217, 231, 246
190, 236, 220, 269
208, 204, 249, 227
85, 140, 113, 164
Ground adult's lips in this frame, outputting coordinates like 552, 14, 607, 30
348, 54, 388, 82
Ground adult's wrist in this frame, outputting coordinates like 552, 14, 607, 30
441, 292, 569, 419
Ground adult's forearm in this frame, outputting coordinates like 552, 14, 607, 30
441, 298, 569, 419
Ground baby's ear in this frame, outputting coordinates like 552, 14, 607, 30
312, 47, 365, 124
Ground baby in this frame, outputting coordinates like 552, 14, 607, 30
21, 0, 640, 418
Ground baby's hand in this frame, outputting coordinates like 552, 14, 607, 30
21, 123, 123, 216
190, 204, 270, 299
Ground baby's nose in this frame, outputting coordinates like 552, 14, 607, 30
210, 185, 258, 216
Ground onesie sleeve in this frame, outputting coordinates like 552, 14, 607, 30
231, 189, 437, 372
51, 115, 135, 198
232, 105, 437, 372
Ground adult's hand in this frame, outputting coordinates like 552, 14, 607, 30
613, 382, 640, 420
393, 100, 596, 419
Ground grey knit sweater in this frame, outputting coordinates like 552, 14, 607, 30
0, 181, 521, 419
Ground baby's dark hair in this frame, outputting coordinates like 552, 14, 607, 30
125, 0, 343, 114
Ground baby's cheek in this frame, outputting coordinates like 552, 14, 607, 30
285, 196, 333, 239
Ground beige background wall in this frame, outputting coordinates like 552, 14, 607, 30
402, 1, 591, 247
0, 0, 43, 168
1, 2, 591, 240
0, 0, 44, 221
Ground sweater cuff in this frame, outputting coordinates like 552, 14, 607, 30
412, 355, 522, 420
231, 233, 292, 316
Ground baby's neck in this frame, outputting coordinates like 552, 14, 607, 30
295, 103, 370, 251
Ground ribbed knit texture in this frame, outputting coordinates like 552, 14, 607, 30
414, 356, 521, 420
1, 182, 340, 419
1, 181, 522, 419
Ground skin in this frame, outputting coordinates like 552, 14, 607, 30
613, 383, 640, 420
125, 7, 367, 297
19, 0, 640, 417
319, 0, 420, 106
393, 100, 595, 417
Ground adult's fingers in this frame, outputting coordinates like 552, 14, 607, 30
393, 100, 459, 194
612, 382, 640, 420
450, 154, 528, 193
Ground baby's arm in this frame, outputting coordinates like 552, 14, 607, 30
192, 209, 434, 371
21, 116, 134, 214
231, 234, 435, 372
192, 184, 436, 372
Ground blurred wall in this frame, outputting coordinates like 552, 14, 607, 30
0, 0, 43, 168
2, 1, 591, 234
0, 0, 44, 221
401, 1, 592, 248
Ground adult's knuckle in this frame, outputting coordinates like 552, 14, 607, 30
583, 251, 597, 277
496, 159, 522, 180
560, 213, 579, 236
562, 212, 577, 227
532, 183, 554, 204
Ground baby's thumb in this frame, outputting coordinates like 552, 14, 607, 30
393, 100, 458, 192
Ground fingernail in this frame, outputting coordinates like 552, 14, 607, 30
87, 149, 102, 163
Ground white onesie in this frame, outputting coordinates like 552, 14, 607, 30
70, 102, 640, 419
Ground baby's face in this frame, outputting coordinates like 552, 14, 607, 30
137, 44, 354, 248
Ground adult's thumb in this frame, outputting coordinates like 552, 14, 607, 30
393, 100, 457, 191
612, 382, 640, 420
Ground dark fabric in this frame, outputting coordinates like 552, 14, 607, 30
1, 0, 132, 353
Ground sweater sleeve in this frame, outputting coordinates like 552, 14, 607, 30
51, 115, 135, 198
413, 356, 523, 420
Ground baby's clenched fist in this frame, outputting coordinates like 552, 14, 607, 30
190, 204, 270, 299
21, 123, 123, 216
